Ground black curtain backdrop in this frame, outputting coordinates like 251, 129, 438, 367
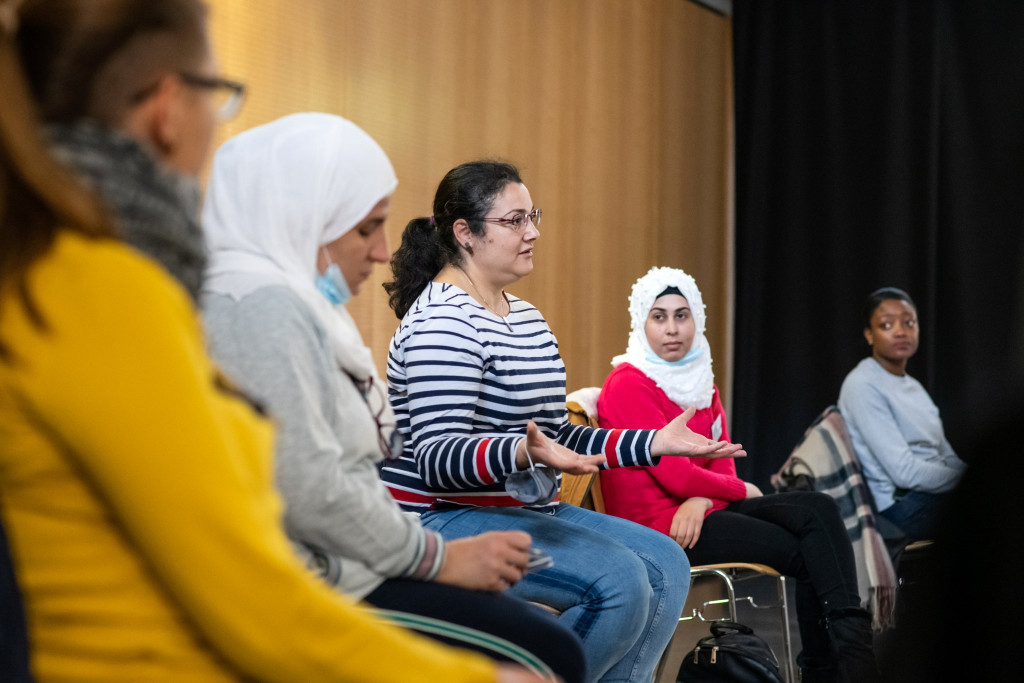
731, 1, 1024, 488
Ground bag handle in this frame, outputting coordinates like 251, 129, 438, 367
709, 621, 755, 637
784, 456, 814, 478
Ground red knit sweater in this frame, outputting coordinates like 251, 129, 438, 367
596, 363, 747, 535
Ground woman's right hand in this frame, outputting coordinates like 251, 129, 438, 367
515, 421, 607, 474
497, 664, 563, 683
744, 481, 764, 498
435, 531, 532, 592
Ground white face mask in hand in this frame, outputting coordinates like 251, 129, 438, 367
505, 447, 559, 505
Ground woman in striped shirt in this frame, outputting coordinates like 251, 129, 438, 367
381, 161, 743, 683
200, 115, 584, 683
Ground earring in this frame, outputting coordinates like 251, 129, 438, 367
464, 242, 471, 249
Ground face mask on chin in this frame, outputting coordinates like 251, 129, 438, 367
645, 344, 704, 367
315, 252, 352, 305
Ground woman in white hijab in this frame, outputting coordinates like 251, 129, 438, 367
597, 267, 881, 683
200, 113, 584, 682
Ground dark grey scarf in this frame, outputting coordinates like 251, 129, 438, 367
47, 121, 206, 302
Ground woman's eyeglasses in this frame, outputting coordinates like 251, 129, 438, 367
346, 372, 403, 461
480, 208, 542, 232
178, 73, 247, 121
130, 72, 247, 121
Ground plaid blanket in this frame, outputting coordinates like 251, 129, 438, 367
772, 406, 898, 629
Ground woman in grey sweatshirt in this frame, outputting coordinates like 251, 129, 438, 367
839, 287, 965, 541
199, 113, 585, 682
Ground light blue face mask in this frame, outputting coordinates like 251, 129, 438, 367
315, 256, 352, 306
645, 344, 704, 367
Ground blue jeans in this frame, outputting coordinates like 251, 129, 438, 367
879, 489, 949, 542
422, 504, 689, 682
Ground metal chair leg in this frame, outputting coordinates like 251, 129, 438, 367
691, 566, 797, 683
689, 567, 739, 621
660, 565, 797, 683
776, 575, 795, 683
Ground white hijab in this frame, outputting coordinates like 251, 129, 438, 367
611, 266, 716, 409
202, 112, 397, 381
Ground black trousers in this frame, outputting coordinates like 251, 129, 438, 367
684, 491, 861, 660
365, 577, 585, 683
0, 517, 31, 683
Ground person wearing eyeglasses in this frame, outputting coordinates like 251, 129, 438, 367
0, 1, 552, 682
200, 113, 585, 683
379, 161, 745, 683
42, 17, 245, 305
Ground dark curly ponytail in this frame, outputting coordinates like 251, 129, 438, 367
384, 160, 522, 318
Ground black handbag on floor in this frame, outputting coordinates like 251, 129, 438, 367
677, 621, 784, 682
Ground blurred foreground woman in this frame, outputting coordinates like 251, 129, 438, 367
0, 1, 545, 681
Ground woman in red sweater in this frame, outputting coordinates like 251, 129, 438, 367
597, 267, 880, 683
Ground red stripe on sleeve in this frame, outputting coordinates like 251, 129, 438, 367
604, 429, 623, 468
386, 487, 437, 505
475, 438, 495, 484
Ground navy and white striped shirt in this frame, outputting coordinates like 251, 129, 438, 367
381, 282, 657, 513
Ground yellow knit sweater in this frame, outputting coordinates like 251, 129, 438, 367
0, 232, 495, 682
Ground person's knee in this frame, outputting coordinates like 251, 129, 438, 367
783, 490, 842, 523
657, 530, 690, 570
804, 490, 842, 517
612, 548, 654, 594
639, 530, 690, 586
626, 530, 690, 620
594, 548, 653, 619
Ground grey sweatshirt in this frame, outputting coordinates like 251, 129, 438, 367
202, 286, 443, 598
839, 357, 966, 511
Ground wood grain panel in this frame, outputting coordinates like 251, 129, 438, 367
207, 0, 733, 404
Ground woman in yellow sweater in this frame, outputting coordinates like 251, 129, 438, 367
0, 1, 544, 681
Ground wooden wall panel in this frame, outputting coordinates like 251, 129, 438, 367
208, 0, 733, 402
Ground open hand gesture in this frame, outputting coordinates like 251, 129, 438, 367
515, 421, 607, 474
651, 407, 746, 459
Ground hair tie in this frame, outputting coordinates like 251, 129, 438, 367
0, 0, 23, 36
428, 215, 436, 227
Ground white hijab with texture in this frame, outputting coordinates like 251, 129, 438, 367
202, 112, 397, 381
612, 266, 716, 409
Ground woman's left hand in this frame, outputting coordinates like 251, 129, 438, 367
670, 497, 712, 549
651, 407, 746, 459
516, 421, 607, 474
743, 481, 763, 498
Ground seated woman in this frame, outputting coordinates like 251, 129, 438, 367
380, 161, 744, 683
597, 267, 881, 683
199, 113, 585, 682
0, 2, 538, 682
838, 287, 966, 541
